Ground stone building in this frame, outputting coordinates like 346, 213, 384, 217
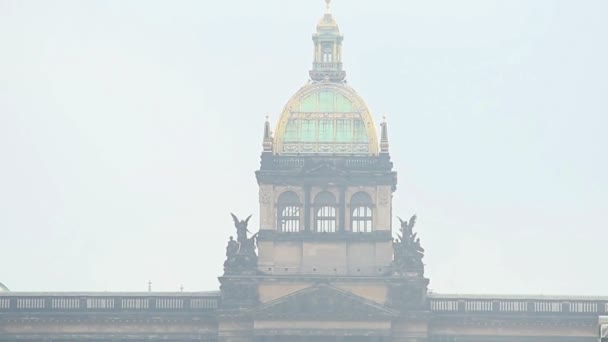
0, 2, 606, 342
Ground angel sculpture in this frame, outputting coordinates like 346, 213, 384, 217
231, 213, 252, 245
397, 214, 417, 239
224, 213, 259, 274
392, 214, 425, 275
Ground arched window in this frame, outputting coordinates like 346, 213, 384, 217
351, 192, 373, 233
277, 191, 301, 233
314, 191, 337, 233
322, 43, 333, 63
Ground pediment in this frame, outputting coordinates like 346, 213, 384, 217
255, 284, 398, 320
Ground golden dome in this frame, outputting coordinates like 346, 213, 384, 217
273, 82, 379, 155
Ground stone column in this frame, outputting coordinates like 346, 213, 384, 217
304, 185, 311, 231
339, 186, 346, 232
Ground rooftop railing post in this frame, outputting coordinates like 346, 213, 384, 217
45, 297, 52, 311
9, 298, 16, 311
527, 300, 535, 313
458, 300, 465, 312
602, 301, 607, 314
149, 297, 156, 310
562, 302, 570, 314
114, 297, 122, 311
492, 300, 500, 313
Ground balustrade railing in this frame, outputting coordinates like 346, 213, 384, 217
2, 292, 606, 316
429, 296, 608, 316
0, 293, 219, 313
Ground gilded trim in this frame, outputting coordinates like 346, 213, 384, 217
274, 82, 380, 156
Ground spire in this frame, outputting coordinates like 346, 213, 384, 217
310, 0, 346, 82
380, 115, 389, 153
263, 114, 273, 152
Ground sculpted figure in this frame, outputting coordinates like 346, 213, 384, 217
392, 214, 425, 275
226, 236, 238, 258
398, 214, 416, 238
224, 213, 259, 274
231, 213, 252, 245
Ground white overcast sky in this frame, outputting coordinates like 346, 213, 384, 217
1, 0, 607, 295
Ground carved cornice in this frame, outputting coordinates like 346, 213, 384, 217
257, 229, 392, 242
259, 155, 393, 172
254, 329, 390, 337
430, 315, 596, 328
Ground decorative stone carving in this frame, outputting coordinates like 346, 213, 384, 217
259, 188, 271, 204
390, 214, 425, 276
256, 284, 398, 320
378, 187, 390, 206
291, 112, 359, 119
223, 214, 259, 275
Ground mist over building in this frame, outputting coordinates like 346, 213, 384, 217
1, 1, 606, 341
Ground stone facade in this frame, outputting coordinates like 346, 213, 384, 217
0, 292, 604, 341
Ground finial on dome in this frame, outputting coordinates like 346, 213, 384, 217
263, 114, 273, 152
325, 0, 331, 14
380, 114, 389, 153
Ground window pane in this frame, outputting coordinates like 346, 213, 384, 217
280, 205, 300, 233
352, 206, 372, 233
300, 120, 317, 142
319, 91, 334, 112
318, 119, 334, 142
336, 120, 352, 142
335, 93, 354, 112
353, 120, 368, 142
300, 94, 317, 111
316, 206, 336, 233
284, 120, 299, 142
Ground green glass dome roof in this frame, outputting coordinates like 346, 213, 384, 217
273, 82, 379, 155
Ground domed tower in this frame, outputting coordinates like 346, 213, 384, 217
219, 2, 429, 340
254, 0, 427, 308
257, 36, 393, 279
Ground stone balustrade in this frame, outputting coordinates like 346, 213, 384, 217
429, 294, 608, 316
2, 292, 607, 316
0, 292, 219, 313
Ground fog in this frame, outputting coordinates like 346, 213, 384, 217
0, 0, 607, 295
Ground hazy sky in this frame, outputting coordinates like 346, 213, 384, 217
1, 0, 607, 295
